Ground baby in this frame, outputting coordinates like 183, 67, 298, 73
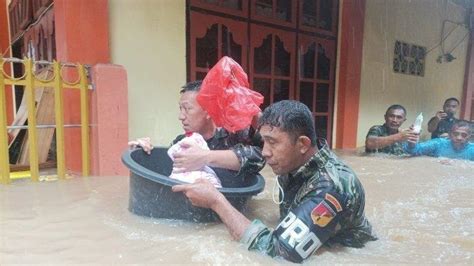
167, 133, 222, 188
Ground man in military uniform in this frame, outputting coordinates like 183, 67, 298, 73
427, 97, 459, 139
129, 81, 265, 187
173, 100, 377, 263
365, 104, 417, 155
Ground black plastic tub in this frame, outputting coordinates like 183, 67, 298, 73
121, 147, 265, 222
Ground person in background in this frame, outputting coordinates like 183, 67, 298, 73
427, 97, 460, 139
173, 100, 377, 263
406, 120, 473, 161
365, 104, 417, 155
129, 81, 265, 187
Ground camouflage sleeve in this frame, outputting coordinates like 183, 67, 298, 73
241, 192, 347, 263
231, 127, 265, 175
232, 144, 265, 176
366, 125, 382, 138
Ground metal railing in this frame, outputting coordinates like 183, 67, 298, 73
0, 57, 90, 184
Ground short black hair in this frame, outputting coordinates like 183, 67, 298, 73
180, 80, 202, 93
258, 100, 317, 146
444, 97, 460, 105
385, 104, 407, 116
451, 120, 471, 133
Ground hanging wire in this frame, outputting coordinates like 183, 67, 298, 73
426, 20, 464, 55
446, 31, 470, 54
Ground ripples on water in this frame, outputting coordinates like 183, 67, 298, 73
0, 152, 472, 264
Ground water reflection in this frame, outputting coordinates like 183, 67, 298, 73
0, 152, 472, 264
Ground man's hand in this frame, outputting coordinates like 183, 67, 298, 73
398, 128, 418, 142
173, 179, 251, 241
172, 179, 223, 209
173, 139, 210, 172
435, 110, 448, 120
406, 132, 419, 145
128, 137, 153, 154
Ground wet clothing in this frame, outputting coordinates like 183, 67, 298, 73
406, 138, 474, 161
365, 124, 407, 155
172, 127, 265, 187
240, 140, 377, 263
430, 116, 458, 139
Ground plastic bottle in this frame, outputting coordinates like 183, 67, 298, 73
413, 113, 423, 133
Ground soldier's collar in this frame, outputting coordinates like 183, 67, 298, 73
291, 138, 332, 181
211, 128, 228, 140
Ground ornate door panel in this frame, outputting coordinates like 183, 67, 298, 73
297, 35, 335, 142
188, 0, 338, 144
299, 0, 338, 36
190, 0, 249, 18
190, 11, 248, 81
250, 24, 296, 109
251, 0, 297, 28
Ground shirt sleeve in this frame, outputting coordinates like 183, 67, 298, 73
241, 192, 346, 263
231, 128, 265, 175
232, 143, 265, 175
366, 125, 381, 138
406, 139, 440, 156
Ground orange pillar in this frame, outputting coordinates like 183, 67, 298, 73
54, 0, 110, 174
335, 0, 366, 149
461, 8, 473, 121
90, 64, 129, 176
0, 0, 13, 126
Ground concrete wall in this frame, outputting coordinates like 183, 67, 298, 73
357, 0, 469, 146
109, 0, 186, 146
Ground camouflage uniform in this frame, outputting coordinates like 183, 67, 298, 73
240, 140, 376, 263
173, 127, 265, 187
430, 116, 457, 139
365, 124, 407, 155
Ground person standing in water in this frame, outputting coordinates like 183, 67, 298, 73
427, 97, 460, 139
129, 81, 265, 187
406, 120, 473, 161
365, 104, 417, 155
173, 100, 377, 263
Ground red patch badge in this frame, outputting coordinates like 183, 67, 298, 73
311, 201, 336, 227
325, 193, 342, 212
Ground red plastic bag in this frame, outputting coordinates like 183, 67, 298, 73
197, 56, 264, 133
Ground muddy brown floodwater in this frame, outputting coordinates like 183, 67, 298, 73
1, 151, 473, 264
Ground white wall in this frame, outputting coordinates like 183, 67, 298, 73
109, 0, 186, 145
357, 0, 469, 146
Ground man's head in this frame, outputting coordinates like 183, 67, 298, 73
449, 120, 471, 150
443, 97, 460, 117
178, 81, 214, 135
258, 100, 317, 175
384, 104, 407, 132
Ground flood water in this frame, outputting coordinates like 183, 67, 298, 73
1, 151, 473, 264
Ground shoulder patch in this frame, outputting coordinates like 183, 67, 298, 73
325, 193, 342, 212
311, 201, 335, 227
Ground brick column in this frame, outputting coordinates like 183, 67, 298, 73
90, 64, 129, 176
54, 0, 110, 174
335, 0, 366, 149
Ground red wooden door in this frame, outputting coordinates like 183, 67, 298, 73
297, 35, 336, 142
188, 0, 339, 144
250, 24, 296, 109
189, 11, 248, 81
